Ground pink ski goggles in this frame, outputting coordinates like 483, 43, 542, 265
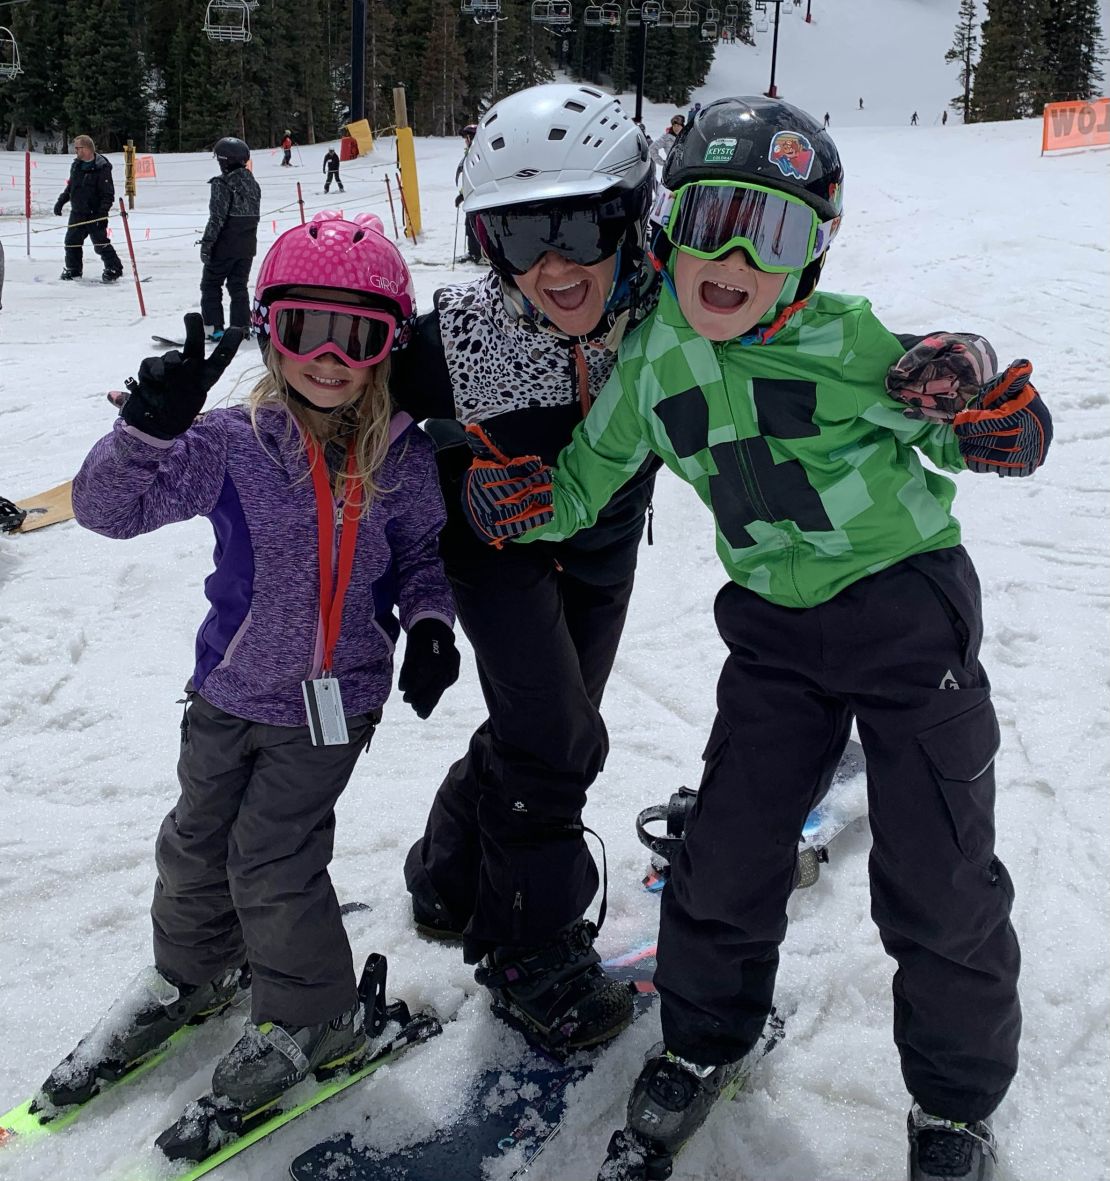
267, 299, 398, 369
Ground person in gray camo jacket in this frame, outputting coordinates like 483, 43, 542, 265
44, 212, 459, 1123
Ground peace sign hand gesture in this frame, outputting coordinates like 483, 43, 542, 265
118, 313, 244, 440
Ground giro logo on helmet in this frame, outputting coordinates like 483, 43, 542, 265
369, 274, 400, 294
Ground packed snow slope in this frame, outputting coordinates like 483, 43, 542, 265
1, 5, 1108, 1181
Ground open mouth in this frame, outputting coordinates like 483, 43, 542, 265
305, 372, 350, 392
543, 279, 591, 312
699, 280, 750, 313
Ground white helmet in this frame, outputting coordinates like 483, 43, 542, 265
462, 83, 652, 213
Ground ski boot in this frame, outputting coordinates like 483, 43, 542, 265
37, 964, 244, 1109
101, 268, 123, 283
59, 269, 81, 280
209, 1000, 368, 1113
475, 919, 633, 1056
206, 328, 225, 343
907, 1104, 998, 1180
409, 879, 465, 943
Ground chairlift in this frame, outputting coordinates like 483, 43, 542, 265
626, 2, 641, 26
0, 26, 21, 80
601, 1, 622, 25
203, 0, 258, 44
531, 0, 572, 25
754, 0, 766, 10
583, 4, 604, 24
755, 15, 768, 31
656, 3, 674, 27
470, 0, 502, 13
673, 3, 697, 29
460, 0, 474, 12
705, 6, 720, 21
700, 18, 717, 39
724, 3, 738, 18
641, 0, 662, 22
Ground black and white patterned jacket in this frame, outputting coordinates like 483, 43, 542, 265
392, 270, 660, 582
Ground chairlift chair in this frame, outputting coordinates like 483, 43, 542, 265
705, 5, 720, 20
673, 3, 697, 29
754, 0, 766, 9
626, 2, 642, 26
724, 3, 738, 18
601, 1, 623, 25
641, 0, 662, 22
203, 0, 257, 44
0, 26, 21, 80
460, 0, 475, 12
655, 3, 674, 27
583, 4, 604, 25
531, 0, 572, 25
700, 18, 717, 39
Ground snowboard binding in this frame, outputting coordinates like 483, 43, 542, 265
0, 496, 28, 534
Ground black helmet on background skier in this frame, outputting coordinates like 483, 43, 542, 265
654, 96, 844, 300
214, 136, 251, 172
460, 123, 479, 143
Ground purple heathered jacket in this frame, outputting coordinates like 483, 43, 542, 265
72, 405, 455, 726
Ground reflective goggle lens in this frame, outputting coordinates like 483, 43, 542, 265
664, 182, 820, 272
270, 300, 395, 369
472, 192, 635, 276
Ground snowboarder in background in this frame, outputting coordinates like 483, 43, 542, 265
281, 129, 293, 166
859, 96, 864, 109
943, 110, 949, 125
323, 147, 344, 193
823, 111, 830, 128
455, 123, 482, 264
911, 111, 919, 125
465, 96, 1050, 1181
53, 134, 124, 283
199, 137, 261, 342
50, 212, 458, 1133
650, 112, 686, 167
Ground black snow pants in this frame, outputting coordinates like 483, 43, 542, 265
405, 543, 635, 963
151, 694, 379, 1026
64, 215, 122, 276
656, 546, 1021, 1124
200, 256, 252, 332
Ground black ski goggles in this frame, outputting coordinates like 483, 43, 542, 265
470, 188, 642, 276
653, 181, 838, 273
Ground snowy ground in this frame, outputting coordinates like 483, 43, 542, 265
2, 3, 1109, 1179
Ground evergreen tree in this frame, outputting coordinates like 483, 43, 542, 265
63, 0, 146, 149
971, 0, 1049, 121
1042, 0, 1105, 101
419, 0, 468, 136
1, 0, 69, 150
945, 0, 979, 122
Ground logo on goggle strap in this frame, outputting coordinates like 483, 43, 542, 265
768, 130, 815, 181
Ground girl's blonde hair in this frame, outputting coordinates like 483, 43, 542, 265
247, 346, 396, 510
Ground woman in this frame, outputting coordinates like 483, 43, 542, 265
395, 83, 659, 1054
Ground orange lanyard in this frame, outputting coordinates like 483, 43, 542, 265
306, 437, 362, 675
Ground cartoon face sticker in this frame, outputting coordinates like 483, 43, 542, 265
768, 130, 815, 181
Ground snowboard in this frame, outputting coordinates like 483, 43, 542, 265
0, 481, 75, 534
288, 944, 785, 1181
640, 738, 868, 892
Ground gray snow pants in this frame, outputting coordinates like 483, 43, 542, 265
151, 694, 379, 1026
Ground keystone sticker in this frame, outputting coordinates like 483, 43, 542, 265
704, 137, 738, 163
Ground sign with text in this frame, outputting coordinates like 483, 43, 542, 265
134, 154, 157, 179
1041, 98, 1109, 154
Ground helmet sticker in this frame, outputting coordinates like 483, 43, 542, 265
703, 137, 738, 164
768, 131, 815, 181
827, 180, 843, 213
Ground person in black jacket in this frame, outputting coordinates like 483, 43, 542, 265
322, 148, 344, 193
53, 135, 123, 282
199, 137, 261, 342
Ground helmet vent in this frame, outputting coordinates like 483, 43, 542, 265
490, 136, 506, 150
485, 112, 498, 124
564, 100, 586, 113
352, 230, 364, 242
548, 127, 567, 141
579, 87, 603, 98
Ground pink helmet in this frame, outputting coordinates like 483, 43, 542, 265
252, 211, 416, 350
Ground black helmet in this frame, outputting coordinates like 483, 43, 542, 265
662, 97, 843, 222
460, 123, 479, 140
214, 136, 250, 170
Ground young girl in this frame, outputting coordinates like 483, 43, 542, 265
43, 212, 458, 1117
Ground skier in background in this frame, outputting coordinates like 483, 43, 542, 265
323, 147, 344, 193
650, 113, 686, 166
823, 111, 831, 128
943, 110, 949, 125
911, 111, 919, 125
53, 134, 124, 283
199, 137, 261, 343
46, 212, 458, 1133
281, 129, 293, 166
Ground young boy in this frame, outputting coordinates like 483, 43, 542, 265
461, 98, 1051, 1181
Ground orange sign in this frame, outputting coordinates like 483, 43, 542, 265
134, 155, 157, 179
1041, 98, 1110, 153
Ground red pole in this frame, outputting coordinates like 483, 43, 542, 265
805, 0, 812, 22
384, 176, 400, 240
24, 150, 31, 257
296, 181, 306, 224
117, 197, 146, 317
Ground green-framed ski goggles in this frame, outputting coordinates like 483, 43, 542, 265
652, 180, 838, 273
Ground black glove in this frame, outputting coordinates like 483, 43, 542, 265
199, 241, 212, 264
398, 618, 459, 719
460, 423, 554, 547
118, 313, 243, 440
53, 197, 65, 217
885, 332, 998, 423
954, 359, 1052, 477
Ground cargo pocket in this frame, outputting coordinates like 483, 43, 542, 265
917, 696, 1000, 867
